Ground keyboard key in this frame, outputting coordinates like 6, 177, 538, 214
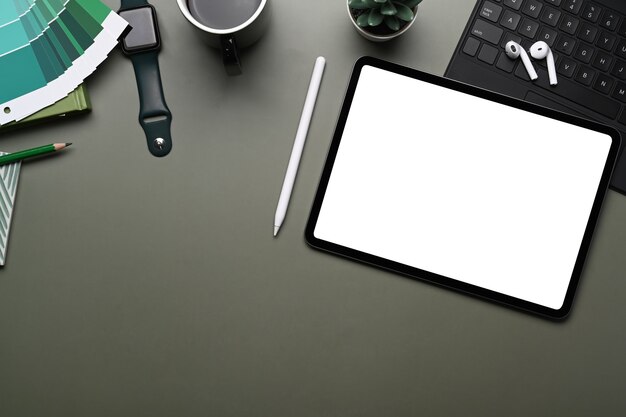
463, 37, 481, 56
534, 67, 620, 118
611, 60, 626, 80
520, 39, 534, 50
478, 43, 499, 64
618, 19, 626, 37
471, 19, 504, 44
581, 3, 601, 23
573, 43, 594, 63
592, 51, 613, 71
503, 0, 523, 11
616, 39, 626, 59
593, 74, 614, 94
574, 66, 596, 86
501, 32, 522, 48
518, 18, 540, 38
522, 0, 542, 18
480, 1, 503, 22
559, 14, 580, 35
600, 10, 618, 31
514, 61, 534, 80
540, 7, 561, 27
562, 0, 582, 15
611, 82, 626, 103
537, 27, 558, 46
617, 108, 626, 125
597, 31, 617, 51
557, 57, 577, 77
496, 52, 517, 72
578, 23, 598, 43
555, 35, 576, 55
500, 10, 521, 30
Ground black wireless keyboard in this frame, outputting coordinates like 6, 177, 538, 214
446, 0, 626, 194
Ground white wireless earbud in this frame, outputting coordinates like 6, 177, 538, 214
505, 41, 538, 81
530, 41, 557, 86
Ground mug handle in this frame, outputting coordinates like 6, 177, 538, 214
220, 35, 242, 76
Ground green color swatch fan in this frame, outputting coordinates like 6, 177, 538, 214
0, 0, 128, 124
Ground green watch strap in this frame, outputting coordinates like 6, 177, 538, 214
130, 51, 172, 157
119, 0, 172, 157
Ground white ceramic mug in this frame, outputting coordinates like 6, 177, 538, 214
176, 0, 270, 75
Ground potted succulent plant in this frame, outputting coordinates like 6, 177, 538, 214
348, 0, 423, 42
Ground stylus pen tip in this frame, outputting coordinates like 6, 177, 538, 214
274, 225, 280, 237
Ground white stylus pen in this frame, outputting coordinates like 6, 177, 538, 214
274, 56, 326, 237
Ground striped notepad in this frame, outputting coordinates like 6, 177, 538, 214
0, 153, 21, 266
0, 0, 128, 125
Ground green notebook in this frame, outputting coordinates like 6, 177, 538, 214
0, 84, 91, 132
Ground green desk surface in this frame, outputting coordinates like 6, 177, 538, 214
1, 1, 625, 416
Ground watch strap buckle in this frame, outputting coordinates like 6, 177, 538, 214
140, 111, 172, 157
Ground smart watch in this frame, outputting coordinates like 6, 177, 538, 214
119, 0, 172, 157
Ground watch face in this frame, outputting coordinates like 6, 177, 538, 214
119, 6, 160, 53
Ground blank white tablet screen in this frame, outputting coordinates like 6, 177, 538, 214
314, 65, 613, 310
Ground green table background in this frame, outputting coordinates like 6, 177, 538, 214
1, 1, 625, 415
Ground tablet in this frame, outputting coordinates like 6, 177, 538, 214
305, 57, 621, 319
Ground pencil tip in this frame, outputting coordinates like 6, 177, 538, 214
273, 226, 280, 237
66, 143, 72, 147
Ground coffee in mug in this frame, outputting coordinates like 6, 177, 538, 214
187, 0, 263, 30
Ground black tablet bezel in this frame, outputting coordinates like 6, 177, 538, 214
305, 56, 621, 320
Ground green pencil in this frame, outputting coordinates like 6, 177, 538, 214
0, 143, 72, 166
